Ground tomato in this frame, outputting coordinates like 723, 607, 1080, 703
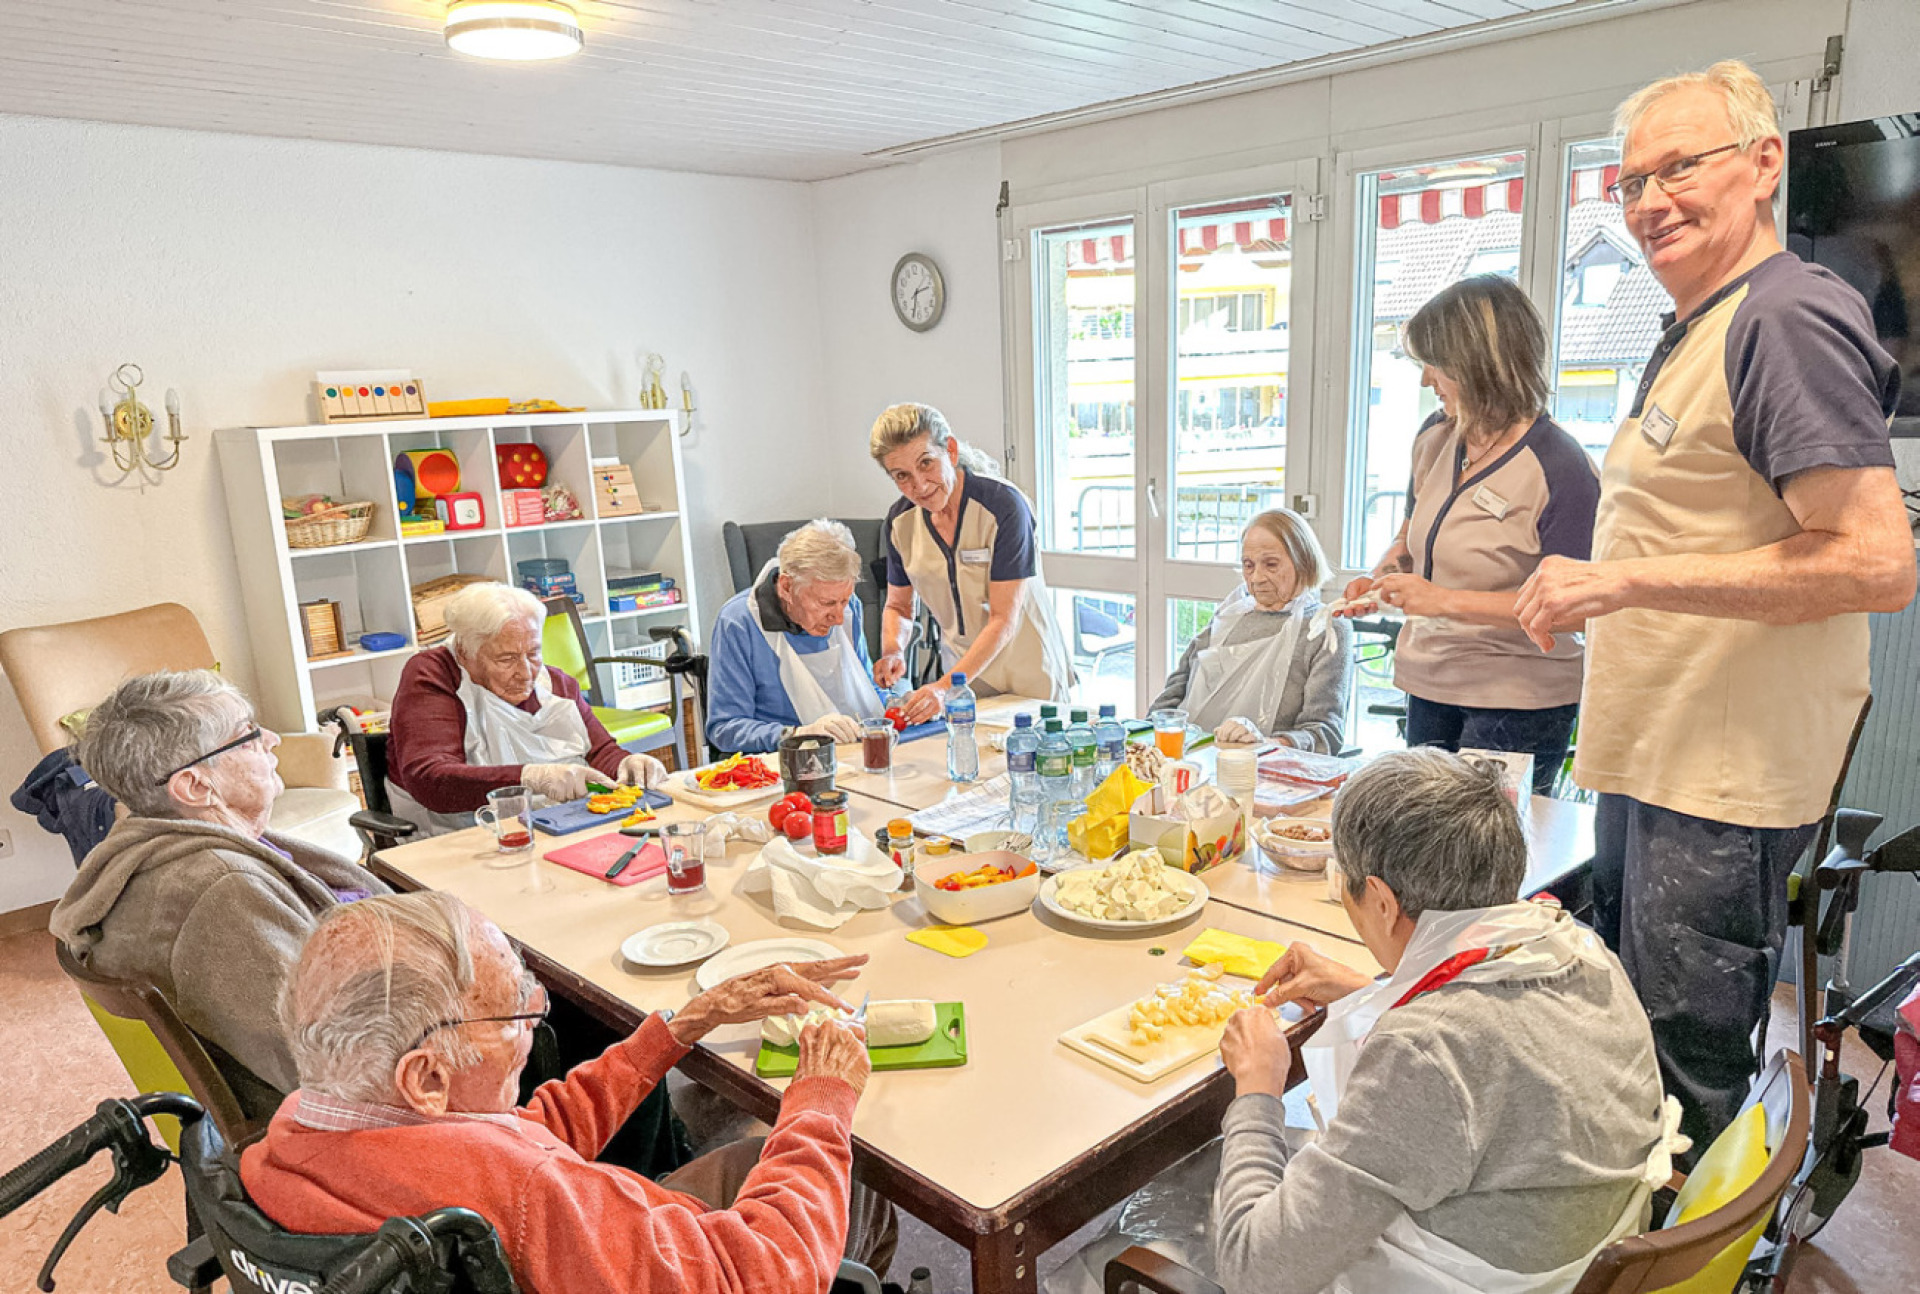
768, 801, 792, 831
783, 791, 812, 813
782, 810, 813, 840
884, 706, 907, 733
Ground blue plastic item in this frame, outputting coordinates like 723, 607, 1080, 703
530, 788, 673, 836
359, 631, 406, 652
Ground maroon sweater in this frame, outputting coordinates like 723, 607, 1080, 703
387, 646, 625, 814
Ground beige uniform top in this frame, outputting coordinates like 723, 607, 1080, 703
1576, 254, 1897, 828
883, 471, 1073, 701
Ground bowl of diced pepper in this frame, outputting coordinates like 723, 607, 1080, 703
912, 850, 1041, 925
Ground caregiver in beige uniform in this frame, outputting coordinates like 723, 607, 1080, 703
869, 403, 1073, 723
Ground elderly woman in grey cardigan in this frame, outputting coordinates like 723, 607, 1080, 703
1149, 509, 1351, 753
51, 670, 386, 1122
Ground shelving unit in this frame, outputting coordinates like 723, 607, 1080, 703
216, 410, 698, 734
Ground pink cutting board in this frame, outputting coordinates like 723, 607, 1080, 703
542, 834, 668, 886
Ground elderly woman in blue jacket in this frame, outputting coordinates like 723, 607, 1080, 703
705, 520, 885, 754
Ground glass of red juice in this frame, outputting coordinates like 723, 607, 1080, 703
663, 821, 708, 895
479, 785, 535, 862
861, 717, 896, 773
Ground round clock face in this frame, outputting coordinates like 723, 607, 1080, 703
891, 253, 944, 332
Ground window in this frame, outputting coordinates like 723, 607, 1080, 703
1051, 589, 1135, 713
1553, 140, 1671, 462
1345, 150, 1529, 568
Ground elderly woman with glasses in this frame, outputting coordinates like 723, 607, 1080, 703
51, 669, 388, 1122
386, 581, 667, 835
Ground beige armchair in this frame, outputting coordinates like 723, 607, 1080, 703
0, 602, 360, 859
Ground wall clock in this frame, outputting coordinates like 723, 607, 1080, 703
891, 252, 945, 332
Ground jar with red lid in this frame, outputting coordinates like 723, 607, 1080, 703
810, 789, 850, 855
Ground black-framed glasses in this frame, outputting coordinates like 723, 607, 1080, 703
1607, 142, 1744, 206
156, 725, 265, 785
410, 983, 551, 1052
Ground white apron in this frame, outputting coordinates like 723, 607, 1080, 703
1183, 587, 1324, 734
751, 562, 883, 724
388, 667, 593, 837
1303, 900, 1689, 1294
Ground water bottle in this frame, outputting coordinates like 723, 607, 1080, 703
1095, 704, 1128, 781
1037, 718, 1073, 843
1005, 713, 1042, 833
945, 672, 979, 783
1067, 707, 1097, 798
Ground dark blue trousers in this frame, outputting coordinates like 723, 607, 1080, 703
1591, 793, 1814, 1152
1403, 695, 1578, 796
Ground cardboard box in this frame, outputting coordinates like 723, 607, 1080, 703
502, 489, 547, 528
1127, 784, 1247, 874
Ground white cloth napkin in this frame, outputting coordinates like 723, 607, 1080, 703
740, 832, 901, 929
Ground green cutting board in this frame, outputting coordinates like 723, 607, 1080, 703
754, 1003, 967, 1078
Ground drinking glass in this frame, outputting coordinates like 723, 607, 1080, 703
861, 717, 896, 773
1150, 709, 1189, 759
477, 785, 534, 864
662, 821, 708, 896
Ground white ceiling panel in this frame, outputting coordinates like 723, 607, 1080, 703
0, 0, 1597, 180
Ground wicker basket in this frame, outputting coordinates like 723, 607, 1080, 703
285, 502, 376, 548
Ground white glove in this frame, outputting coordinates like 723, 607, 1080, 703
1213, 717, 1264, 746
618, 752, 668, 789
795, 714, 864, 744
521, 762, 591, 803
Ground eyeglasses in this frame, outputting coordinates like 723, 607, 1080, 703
1608, 142, 1744, 207
410, 982, 550, 1052
156, 725, 266, 785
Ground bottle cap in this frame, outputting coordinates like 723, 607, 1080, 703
1045, 718, 1064, 732
887, 818, 913, 837
1040, 703, 1058, 718
1099, 703, 1116, 717
1014, 713, 1032, 727
1071, 708, 1088, 722
951, 672, 967, 685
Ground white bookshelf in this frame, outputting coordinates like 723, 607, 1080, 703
216, 410, 699, 734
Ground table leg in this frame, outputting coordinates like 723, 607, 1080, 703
970, 1221, 1041, 1294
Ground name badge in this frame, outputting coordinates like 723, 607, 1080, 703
959, 547, 992, 565
1471, 484, 1510, 520
1641, 404, 1679, 449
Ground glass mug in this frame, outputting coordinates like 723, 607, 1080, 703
478, 785, 534, 859
861, 717, 896, 773
662, 820, 708, 896
1151, 708, 1189, 759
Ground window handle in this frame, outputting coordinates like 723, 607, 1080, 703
1146, 477, 1161, 519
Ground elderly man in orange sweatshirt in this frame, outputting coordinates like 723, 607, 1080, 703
243, 891, 895, 1292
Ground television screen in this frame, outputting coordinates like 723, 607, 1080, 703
1787, 113, 1920, 437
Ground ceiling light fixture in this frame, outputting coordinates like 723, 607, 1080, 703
444, 1, 583, 61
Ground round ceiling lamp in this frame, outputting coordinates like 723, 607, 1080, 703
445, 1, 583, 61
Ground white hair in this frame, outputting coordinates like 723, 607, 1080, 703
868, 402, 1001, 478
76, 670, 251, 817
282, 891, 487, 1102
778, 519, 863, 587
443, 582, 545, 661
1614, 59, 1781, 150
1331, 748, 1527, 918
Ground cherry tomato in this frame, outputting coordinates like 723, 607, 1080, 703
884, 706, 907, 733
782, 810, 813, 840
768, 801, 792, 831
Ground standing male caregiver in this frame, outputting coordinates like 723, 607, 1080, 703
1516, 61, 1914, 1149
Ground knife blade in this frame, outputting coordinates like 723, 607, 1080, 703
849, 992, 871, 1028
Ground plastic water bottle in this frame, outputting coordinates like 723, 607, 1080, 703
1067, 707, 1097, 798
1037, 718, 1073, 822
1095, 704, 1127, 781
1005, 713, 1042, 833
945, 672, 979, 783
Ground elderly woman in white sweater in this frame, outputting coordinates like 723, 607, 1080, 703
1149, 509, 1352, 753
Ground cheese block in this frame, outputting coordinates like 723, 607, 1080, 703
762, 999, 938, 1049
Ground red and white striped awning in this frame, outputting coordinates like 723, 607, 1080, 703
1064, 166, 1624, 268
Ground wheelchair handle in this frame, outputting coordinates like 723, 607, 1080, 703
323, 1207, 510, 1294
0, 1092, 198, 1217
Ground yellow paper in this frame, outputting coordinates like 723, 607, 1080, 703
1070, 767, 1153, 859
907, 924, 988, 958
1180, 928, 1286, 980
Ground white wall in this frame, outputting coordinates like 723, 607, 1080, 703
1838, 0, 1920, 122
0, 113, 824, 912
809, 143, 1007, 522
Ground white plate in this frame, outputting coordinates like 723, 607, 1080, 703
670, 759, 788, 808
621, 920, 730, 969
694, 936, 845, 990
1037, 865, 1208, 933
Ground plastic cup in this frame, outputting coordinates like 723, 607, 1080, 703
1151, 709, 1188, 758
477, 786, 534, 860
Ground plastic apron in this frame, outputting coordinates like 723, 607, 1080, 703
388, 667, 593, 838
1183, 587, 1324, 734
1302, 900, 1689, 1294
750, 562, 883, 724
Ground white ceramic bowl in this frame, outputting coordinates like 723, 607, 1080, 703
913, 850, 1041, 925
1255, 814, 1335, 872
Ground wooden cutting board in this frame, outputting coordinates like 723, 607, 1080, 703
754, 1003, 967, 1077
1059, 1001, 1228, 1083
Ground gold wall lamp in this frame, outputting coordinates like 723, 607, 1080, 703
96, 363, 186, 473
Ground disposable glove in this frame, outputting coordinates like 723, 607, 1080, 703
521, 762, 591, 803
795, 714, 864, 744
618, 752, 669, 789
1213, 717, 1264, 746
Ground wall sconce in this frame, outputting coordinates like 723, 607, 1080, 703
96, 363, 187, 473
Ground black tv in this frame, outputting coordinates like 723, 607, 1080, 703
1787, 113, 1920, 437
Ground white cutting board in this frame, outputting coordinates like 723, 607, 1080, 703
1059, 1000, 1229, 1083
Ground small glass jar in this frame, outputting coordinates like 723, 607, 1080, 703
810, 789, 850, 855
886, 818, 915, 869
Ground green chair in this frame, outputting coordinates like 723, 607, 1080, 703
540, 596, 690, 769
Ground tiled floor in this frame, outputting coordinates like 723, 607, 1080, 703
0, 926, 1911, 1293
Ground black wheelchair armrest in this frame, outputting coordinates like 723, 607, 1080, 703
350, 811, 417, 842
167, 1234, 220, 1290
831, 1258, 883, 1294
1104, 1245, 1224, 1294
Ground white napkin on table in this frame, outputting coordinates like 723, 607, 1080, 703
740, 832, 900, 929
